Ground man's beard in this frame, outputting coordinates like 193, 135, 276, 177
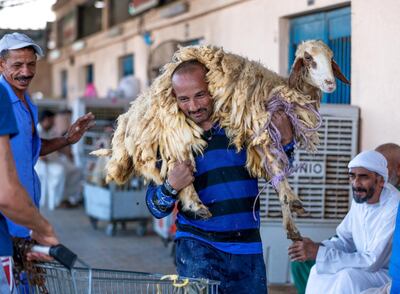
352, 186, 375, 203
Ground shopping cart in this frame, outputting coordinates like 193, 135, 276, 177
19, 245, 219, 294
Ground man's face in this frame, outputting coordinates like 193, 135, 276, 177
349, 167, 384, 204
0, 48, 37, 93
172, 66, 213, 130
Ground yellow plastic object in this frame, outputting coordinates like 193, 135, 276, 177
161, 274, 190, 288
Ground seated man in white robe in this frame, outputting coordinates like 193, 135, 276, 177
35, 110, 83, 209
288, 150, 400, 294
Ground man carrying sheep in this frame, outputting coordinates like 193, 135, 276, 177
288, 150, 400, 294
146, 60, 296, 293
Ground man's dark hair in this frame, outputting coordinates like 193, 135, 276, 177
171, 59, 208, 78
39, 109, 56, 122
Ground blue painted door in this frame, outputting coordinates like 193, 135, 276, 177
121, 54, 134, 77
289, 7, 351, 104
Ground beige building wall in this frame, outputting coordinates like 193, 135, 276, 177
50, 0, 348, 97
49, 0, 400, 149
28, 59, 52, 98
352, 0, 400, 149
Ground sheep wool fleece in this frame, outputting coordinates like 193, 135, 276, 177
104, 45, 321, 188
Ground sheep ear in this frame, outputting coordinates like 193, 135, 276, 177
288, 58, 304, 88
332, 59, 351, 85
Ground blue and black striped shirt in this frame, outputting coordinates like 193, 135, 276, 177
146, 125, 293, 254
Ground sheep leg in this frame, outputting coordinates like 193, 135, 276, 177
261, 148, 306, 215
261, 150, 304, 239
276, 180, 306, 215
179, 184, 212, 220
280, 193, 303, 241
274, 178, 303, 240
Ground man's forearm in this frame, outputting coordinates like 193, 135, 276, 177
40, 137, 70, 156
0, 136, 52, 234
1, 185, 51, 233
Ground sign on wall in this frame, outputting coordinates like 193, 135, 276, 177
58, 9, 77, 46
129, 0, 158, 15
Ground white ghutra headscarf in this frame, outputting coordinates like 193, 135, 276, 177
348, 150, 388, 182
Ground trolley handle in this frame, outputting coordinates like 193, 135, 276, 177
31, 244, 78, 270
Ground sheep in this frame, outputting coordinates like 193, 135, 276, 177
93, 40, 350, 241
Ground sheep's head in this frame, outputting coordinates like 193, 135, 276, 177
289, 40, 350, 93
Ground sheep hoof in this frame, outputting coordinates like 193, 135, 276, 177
289, 199, 307, 215
196, 206, 212, 220
287, 230, 302, 241
182, 204, 212, 220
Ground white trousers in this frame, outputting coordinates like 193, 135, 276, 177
36, 156, 82, 210
306, 265, 390, 294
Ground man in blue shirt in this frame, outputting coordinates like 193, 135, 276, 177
0, 32, 94, 238
146, 60, 295, 293
0, 84, 58, 293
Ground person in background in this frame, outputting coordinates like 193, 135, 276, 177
36, 110, 84, 209
290, 143, 400, 294
0, 83, 58, 293
0, 32, 94, 239
375, 143, 400, 189
361, 143, 400, 294
84, 83, 98, 98
288, 150, 400, 294
291, 259, 316, 294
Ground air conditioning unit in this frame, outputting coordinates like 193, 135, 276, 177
259, 104, 359, 284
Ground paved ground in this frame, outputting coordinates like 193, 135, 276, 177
43, 207, 297, 293
42, 207, 176, 274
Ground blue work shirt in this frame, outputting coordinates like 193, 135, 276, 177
0, 83, 18, 255
0, 75, 41, 238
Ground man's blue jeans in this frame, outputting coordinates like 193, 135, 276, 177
175, 238, 267, 294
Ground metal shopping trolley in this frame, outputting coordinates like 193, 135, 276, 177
19, 245, 219, 294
